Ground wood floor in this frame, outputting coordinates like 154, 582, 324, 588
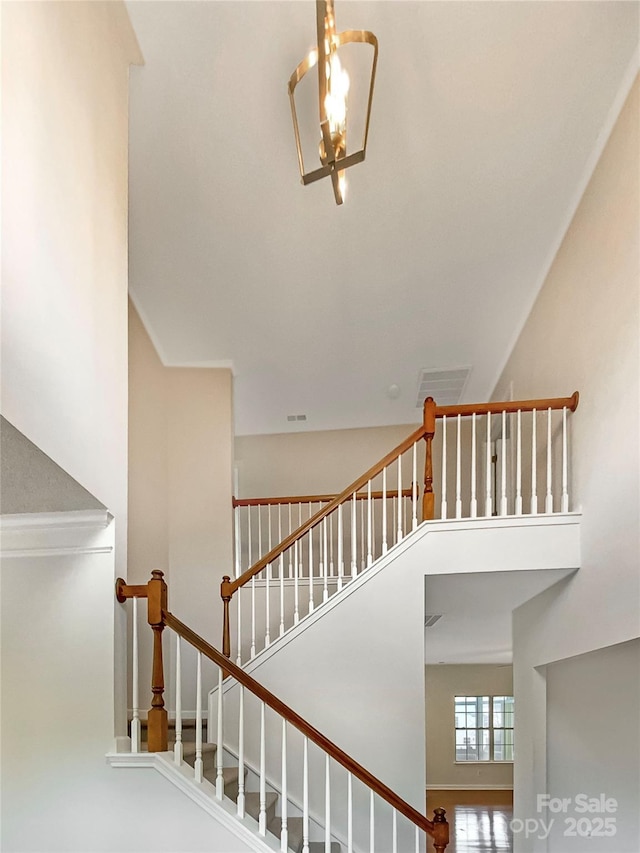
426, 790, 513, 853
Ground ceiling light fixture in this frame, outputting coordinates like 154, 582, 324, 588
288, 0, 378, 205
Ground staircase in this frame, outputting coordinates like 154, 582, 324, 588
176, 732, 339, 852
112, 392, 579, 853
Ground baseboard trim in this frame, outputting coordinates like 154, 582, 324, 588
427, 784, 514, 791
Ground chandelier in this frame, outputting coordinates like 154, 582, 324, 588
288, 0, 378, 205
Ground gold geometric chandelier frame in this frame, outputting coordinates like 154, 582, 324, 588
288, 0, 378, 205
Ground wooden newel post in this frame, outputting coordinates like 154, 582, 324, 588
221, 575, 233, 660
423, 396, 436, 521
147, 569, 168, 752
432, 807, 449, 853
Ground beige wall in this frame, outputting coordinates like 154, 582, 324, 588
493, 77, 639, 849
425, 664, 514, 789
1, 0, 141, 572
235, 423, 420, 499
128, 301, 234, 666
495, 76, 639, 659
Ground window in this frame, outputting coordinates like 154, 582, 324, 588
455, 695, 514, 761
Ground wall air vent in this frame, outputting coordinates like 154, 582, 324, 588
416, 366, 471, 408
424, 613, 443, 628
287, 414, 307, 422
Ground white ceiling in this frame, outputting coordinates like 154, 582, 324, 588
126, 1, 639, 436
424, 568, 574, 664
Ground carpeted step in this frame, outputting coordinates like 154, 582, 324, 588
244, 791, 279, 826
266, 817, 340, 853
181, 741, 217, 770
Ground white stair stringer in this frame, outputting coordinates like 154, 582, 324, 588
107, 751, 277, 853
108, 748, 345, 853
209, 512, 582, 847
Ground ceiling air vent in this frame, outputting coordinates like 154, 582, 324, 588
416, 367, 471, 408
424, 613, 443, 628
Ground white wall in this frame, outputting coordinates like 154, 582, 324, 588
494, 75, 640, 851
545, 640, 640, 853
0, 512, 252, 853
210, 514, 579, 847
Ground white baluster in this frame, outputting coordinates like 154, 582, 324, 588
367, 480, 373, 567
546, 407, 553, 513
259, 701, 266, 835
329, 512, 335, 577
500, 410, 507, 516
279, 502, 284, 636
131, 597, 141, 753
393, 495, 397, 544
323, 517, 329, 602
325, 754, 331, 853
235, 505, 242, 666
237, 686, 245, 817
351, 492, 357, 578
412, 442, 418, 531
267, 505, 272, 578
382, 466, 388, 554
515, 409, 523, 515
397, 454, 403, 541
216, 666, 224, 798
288, 504, 293, 578
247, 506, 253, 567
485, 412, 492, 517
194, 652, 203, 783
265, 563, 271, 648
308, 524, 314, 615
415, 825, 420, 853
455, 414, 462, 518
302, 738, 310, 853
561, 406, 569, 512
347, 773, 353, 853
531, 408, 538, 513
298, 504, 303, 579
392, 808, 398, 853
441, 416, 448, 519
174, 633, 182, 764
369, 790, 375, 853
337, 504, 344, 592
470, 413, 477, 518
279, 551, 285, 638
281, 719, 288, 852
294, 539, 300, 625
257, 506, 262, 563
360, 497, 366, 572
250, 576, 256, 659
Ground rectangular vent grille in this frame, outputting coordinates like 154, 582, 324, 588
287, 414, 307, 422
416, 367, 471, 408
425, 613, 443, 628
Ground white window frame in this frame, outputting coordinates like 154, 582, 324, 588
454, 695, 514, 763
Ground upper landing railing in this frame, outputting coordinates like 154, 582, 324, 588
223, 392, 579, 664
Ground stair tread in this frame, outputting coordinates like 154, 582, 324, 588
267, 816, 304, 852
181, 742, 216, 758
244, 791, 278, 822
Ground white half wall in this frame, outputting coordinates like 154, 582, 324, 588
209, 515, 580, 845
0, 510, 253, 853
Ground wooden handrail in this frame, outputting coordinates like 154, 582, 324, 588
164, 610, 449, 848
435, 391, 579, 418
226, 424, 426, 597
233, 488, 414, 508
